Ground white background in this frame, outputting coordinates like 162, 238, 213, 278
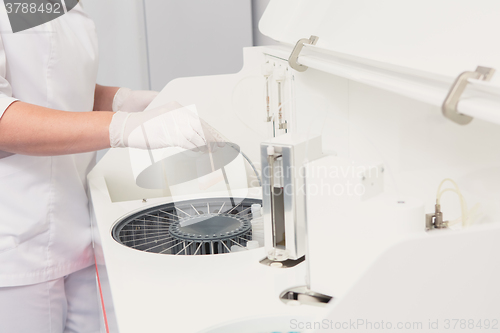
83, 0, 276, 91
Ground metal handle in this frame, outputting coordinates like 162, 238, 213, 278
288, 35, 319, 72
442, 66, 495, 125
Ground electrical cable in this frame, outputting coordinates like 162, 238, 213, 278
227, 142, 261, 187
435, 179, 469, 227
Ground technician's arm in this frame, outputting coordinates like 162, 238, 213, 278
0, 100, 222, 156
0, 101, 113, 156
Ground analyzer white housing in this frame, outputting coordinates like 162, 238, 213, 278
89, 1, 500, 332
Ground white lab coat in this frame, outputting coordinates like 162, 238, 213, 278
0, 2, 99, 287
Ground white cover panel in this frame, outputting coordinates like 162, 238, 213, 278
260, 0, 500, 82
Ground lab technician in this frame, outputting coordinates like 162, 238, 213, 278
0, 2, 220, 332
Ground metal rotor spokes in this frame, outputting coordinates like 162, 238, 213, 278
112, 198, 261, 256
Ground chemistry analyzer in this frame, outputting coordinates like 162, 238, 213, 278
88, 1, 500, 332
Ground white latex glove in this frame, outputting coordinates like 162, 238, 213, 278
112, 87, 159, 112
109, 102, 225, 151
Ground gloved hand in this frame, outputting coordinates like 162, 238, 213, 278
109, 102, 225, 151
112, 87, 159, 112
